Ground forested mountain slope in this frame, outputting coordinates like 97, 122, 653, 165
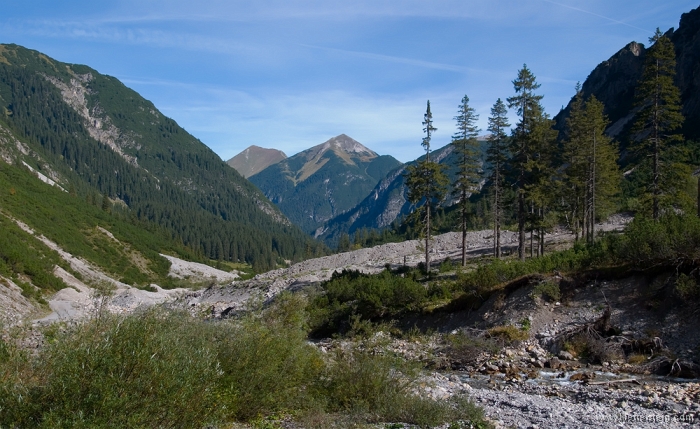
0, 44, 323, 271
249, 134, 402, 234
316, 141, 489, 246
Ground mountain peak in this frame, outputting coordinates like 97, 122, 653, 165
325, 134, 376, 156
248, 135, 402, 234
227, 146, 287, 178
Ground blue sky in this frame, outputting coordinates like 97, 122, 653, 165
1, 1, 697, 162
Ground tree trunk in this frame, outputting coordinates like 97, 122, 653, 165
462, 191, 467, 266
425, 201, 430, 274
518, 191, 525, 261
495, 180, 501, 258
591, 132, 596, 241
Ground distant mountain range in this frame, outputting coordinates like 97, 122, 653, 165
227, 145, 287, 178
245, 134, 402, 234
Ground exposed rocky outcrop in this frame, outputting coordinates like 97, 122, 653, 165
42, 73, 140, 167
554, 5, 700, 147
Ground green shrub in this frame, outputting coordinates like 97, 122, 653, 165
320, 346, 488, 428
439, 259, 455, 273
213, 293, 325, 421
445, 331, 500, 364
615, 214, 700, 267
530, 280, 561, 302
0, 310, 219, 429
308, 270, 428, 336
675, 273, 700, 300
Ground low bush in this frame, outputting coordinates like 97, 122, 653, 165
530, 280, 561, 302
675, 273, 700, 300
445, 331, 500, 365
614, 213, 700, 269
455, 242, 608, 296
213, 293, 325, 421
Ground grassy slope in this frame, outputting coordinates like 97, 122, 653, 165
0, 159, 202, 291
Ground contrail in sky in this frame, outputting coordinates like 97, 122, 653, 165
541, 0, 651, 33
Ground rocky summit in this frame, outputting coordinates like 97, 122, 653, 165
227, 145, 287, 178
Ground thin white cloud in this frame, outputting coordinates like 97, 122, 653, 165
85, 0, 504, 22
301, 44, 492, 75
4, 19, 255, 55
540, 0, 652, 33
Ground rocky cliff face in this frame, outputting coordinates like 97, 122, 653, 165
673, 7, 700, 138
554, 6, 700, 145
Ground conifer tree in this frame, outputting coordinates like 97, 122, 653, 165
451, 95, 481, 266
584, 96, 621, 240
507, 65, 544, 260
486, 98, 510, 257
563, 89, 621, 242
405, 101, 448, 272
633, 28, 684, 220
561, 86, 588, 240
101, 194, 111, 213
526, 109, 557, 257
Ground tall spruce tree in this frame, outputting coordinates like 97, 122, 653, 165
507, 65, 544, 260
451, 95, 481, 266
526, 109, 557, 257
561, 86, 588, 241
486, 98, 510, 258
585, 96, 621, 240
405, 101, 448, 272
563, 89, 621, 242
633, 28, 684, 220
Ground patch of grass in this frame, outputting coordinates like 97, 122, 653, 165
487, 325, 529, 343
627, 353, 647, 365
0, 309, 220, 429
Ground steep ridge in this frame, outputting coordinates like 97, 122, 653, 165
0, 44, 322, 270
554, 5, 700, 145
227, 145, 287, 178
249, 134, 402, 234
